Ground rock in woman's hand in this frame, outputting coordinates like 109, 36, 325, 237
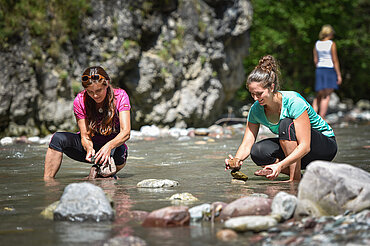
224, 154, 242, 171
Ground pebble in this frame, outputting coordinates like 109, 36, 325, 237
216, 229, 238, 241
168, 193, 198, 203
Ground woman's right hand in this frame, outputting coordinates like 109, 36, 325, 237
225, 154, 243, 171
85, 148, 96, 163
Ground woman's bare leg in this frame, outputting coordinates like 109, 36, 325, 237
280, 140, 301, 181
312, 97, 319, 113
44, 148, 63, 180
319, 89, 333, 119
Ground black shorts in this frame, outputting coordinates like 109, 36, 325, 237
49, 132, 128, 165
250, 118, 337, 169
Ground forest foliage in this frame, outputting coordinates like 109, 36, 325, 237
0, 0, 368, 103
240, 0, 369, 103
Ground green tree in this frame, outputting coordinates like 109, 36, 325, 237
239, 0, 369, 103
0, 0, 90, 48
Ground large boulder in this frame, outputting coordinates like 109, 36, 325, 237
295, 161, 370, 217
0, 0, 252, 135
54, 182, 114, 222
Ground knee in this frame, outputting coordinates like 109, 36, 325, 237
250, 143, 268, 166
279, 118, 297, 141
49, 132, 68, 151
113, 146, 128, 166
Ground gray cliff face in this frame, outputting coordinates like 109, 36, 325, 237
0, 0, 252, 136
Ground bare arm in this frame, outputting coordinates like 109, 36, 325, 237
331, 41, 342, 85
94, 110, 131, 165
225, 121, 259, 169
313, 46, 318, 66
77, 118, 95, 162
266, 111, 311, 179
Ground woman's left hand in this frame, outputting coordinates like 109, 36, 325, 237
264, 163, 282, 180
94, 144, 112, 165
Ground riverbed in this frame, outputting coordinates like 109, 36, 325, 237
0, 124, 369, 246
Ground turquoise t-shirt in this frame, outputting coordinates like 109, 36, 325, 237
247, 91, 335, 137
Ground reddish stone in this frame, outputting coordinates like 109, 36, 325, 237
129, 210, 149, 222
254, 169, 273, 176
142, 206, 190, 227
216, 229, 238, 241
219, 196, 272, 221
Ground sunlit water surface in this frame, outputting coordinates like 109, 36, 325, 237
0, 124, 369, 246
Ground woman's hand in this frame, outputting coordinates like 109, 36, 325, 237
85, 148, 96, 163
225, 154, 243, 170
264, 163, 282, 180
337, 74, 342, 85
94, 143, 113, 165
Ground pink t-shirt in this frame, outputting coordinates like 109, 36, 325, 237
73, 88, 130, 142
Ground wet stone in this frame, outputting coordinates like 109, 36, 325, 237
169, 192, 198, 202
103, 236, 147, 246
136, 179, 179, 188
142, 206, 190, 227
224, 215, 278, 232
231, 170, 248, 181
220, 196, 272, 220
216, 229, 238, 241
189, 203, 211, 221
53, 182, 114, 222
231, 179, 246, 184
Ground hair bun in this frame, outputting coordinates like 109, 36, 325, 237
257, 55, 277, 74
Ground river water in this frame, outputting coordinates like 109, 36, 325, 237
0, 124, 369, 246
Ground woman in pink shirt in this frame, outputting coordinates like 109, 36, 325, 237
44, 66, 131, 180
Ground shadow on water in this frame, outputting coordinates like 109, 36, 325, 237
0, 124, 369, 245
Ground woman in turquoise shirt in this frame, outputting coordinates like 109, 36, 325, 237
225, 55, 337, 182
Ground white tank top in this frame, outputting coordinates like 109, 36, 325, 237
315, 40, 334, 68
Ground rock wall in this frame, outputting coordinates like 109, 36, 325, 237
0, 0, 252, 136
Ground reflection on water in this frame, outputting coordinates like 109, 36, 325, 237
0, 124, 369, 245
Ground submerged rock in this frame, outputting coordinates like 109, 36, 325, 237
136, 179, 179, 188
216, 229, 238, 241
231, 179, 247, 184
296, 161, 370, 217
53, 182, 114, 222
103, 236, 147, 246
168, 193, 199, 203
142, 206, 190, 227
41, 201, 60, 220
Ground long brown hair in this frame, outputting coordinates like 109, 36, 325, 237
81, 66, 116, 136
246, 55, 281, 93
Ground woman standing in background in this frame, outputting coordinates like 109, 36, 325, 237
312, 24, 342, 120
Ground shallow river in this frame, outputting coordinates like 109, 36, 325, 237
0, 124, 369, 246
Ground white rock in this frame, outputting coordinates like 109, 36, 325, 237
169, 192, 198, 202
140, 125, 160, 137
0, 137, 13, 146
28, 136, 40, 143
189, 203, 211, 221
224, 215, 278, 232
136, 179, 179, 188
271, 191, 297, 221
